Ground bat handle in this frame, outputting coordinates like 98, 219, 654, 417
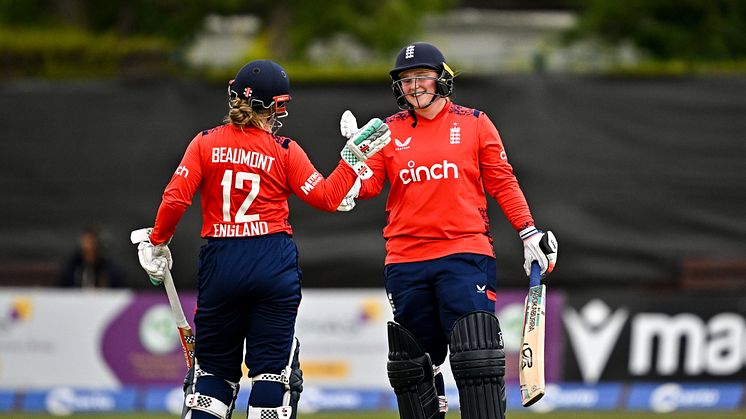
163, 270, 189, 329
529, 261, 542, 287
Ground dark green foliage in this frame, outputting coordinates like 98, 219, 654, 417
281, 0, 457, 57
0, 0, 457, 53
567, 0, 746, 60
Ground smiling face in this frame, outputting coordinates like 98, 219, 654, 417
397, 68, 440, 109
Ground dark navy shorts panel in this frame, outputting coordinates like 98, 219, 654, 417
194, 233, 301, 382
384, 253, 496, 365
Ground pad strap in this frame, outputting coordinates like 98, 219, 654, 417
249, 337, 303, 419
432, 365, 448, 413
247, 405, 293, 419
184, 392, 229, 418
252, 367, 291, 386
438, 395, 448, 413
182, 358, 239, 419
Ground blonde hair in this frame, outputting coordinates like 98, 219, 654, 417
224, 98, 272, 131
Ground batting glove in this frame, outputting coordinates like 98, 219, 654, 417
137, 241, 173, 286
340, 109, 359, 139
520, 226, 558, 278
339, 111, 390, 179
337, 176, 362, 212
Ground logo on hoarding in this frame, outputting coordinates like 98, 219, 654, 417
528, 383, 623, 413
299, 299, 384, 335
0, 297, 33, 331
45, 388, 116, 415
359, 299, 382, 322
299, 387, 381, 412
629, 312, 745, 376
564, 299, 627, 383
627, 382, 745, 412
139, 305, 180, 355
650, 383, 719, 413
564, 299, 746, 382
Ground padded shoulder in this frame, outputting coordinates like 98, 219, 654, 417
449, 103, 481, 118
386, 110, 412, 124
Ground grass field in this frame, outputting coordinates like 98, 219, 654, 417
1, 412, 745, 419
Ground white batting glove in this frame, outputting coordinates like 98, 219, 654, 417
519, 226, 558, 278
340, 110, 359, 139
340, 113, 390, 179
137, 241, 173, 286
337, 176, 362, 212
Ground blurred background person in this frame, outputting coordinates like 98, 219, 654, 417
59, 225, 126, 288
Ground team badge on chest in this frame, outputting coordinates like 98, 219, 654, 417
449, 123, 461, 144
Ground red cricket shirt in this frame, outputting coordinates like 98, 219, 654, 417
359, 101, 534, 264
150, 124, 357, 244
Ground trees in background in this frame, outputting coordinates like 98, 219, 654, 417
2, 0, 744, 77
567, 0, 746, 60
0, 0, 456, 59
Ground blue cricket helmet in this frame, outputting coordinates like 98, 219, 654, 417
389, 42, 454, 110
390, 42, 448, 78
228, 60, 291, 113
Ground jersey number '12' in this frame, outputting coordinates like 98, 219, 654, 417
221, 170, 260, 223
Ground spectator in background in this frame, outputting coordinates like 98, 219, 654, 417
59, 225, 126, 288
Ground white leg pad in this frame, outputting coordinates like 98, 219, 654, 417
184, 392, 230, 418
247, 405, 293, 419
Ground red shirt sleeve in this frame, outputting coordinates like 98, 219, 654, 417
150, 135, 203, 244
478, 114, 535, 231
285, 142, 358, 211
357, 151, 387, 199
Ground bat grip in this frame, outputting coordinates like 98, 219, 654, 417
529, 261, 542, 287
163, 270, 189, 329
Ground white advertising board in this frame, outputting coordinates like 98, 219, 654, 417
0, 288, 132, 388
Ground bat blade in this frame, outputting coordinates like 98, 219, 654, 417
519, 282, 546, 407
178, 325, 195, 369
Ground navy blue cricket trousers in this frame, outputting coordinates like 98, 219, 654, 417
384, 253, 497, 366
194, 233, 301, 383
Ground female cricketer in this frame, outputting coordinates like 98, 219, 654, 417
136, 59, 390, 419
340, 43, 558, 419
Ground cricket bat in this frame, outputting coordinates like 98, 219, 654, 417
131, 228, 195, 369
519, 262, 546, 407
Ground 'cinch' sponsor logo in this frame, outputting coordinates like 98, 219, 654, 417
399, 160, 459, 185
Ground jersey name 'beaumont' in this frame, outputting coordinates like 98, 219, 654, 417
211, 147, 275, 172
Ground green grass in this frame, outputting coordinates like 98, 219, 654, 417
1, 412, 745, 419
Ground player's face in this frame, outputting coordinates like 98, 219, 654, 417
398, 68, 439, 109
